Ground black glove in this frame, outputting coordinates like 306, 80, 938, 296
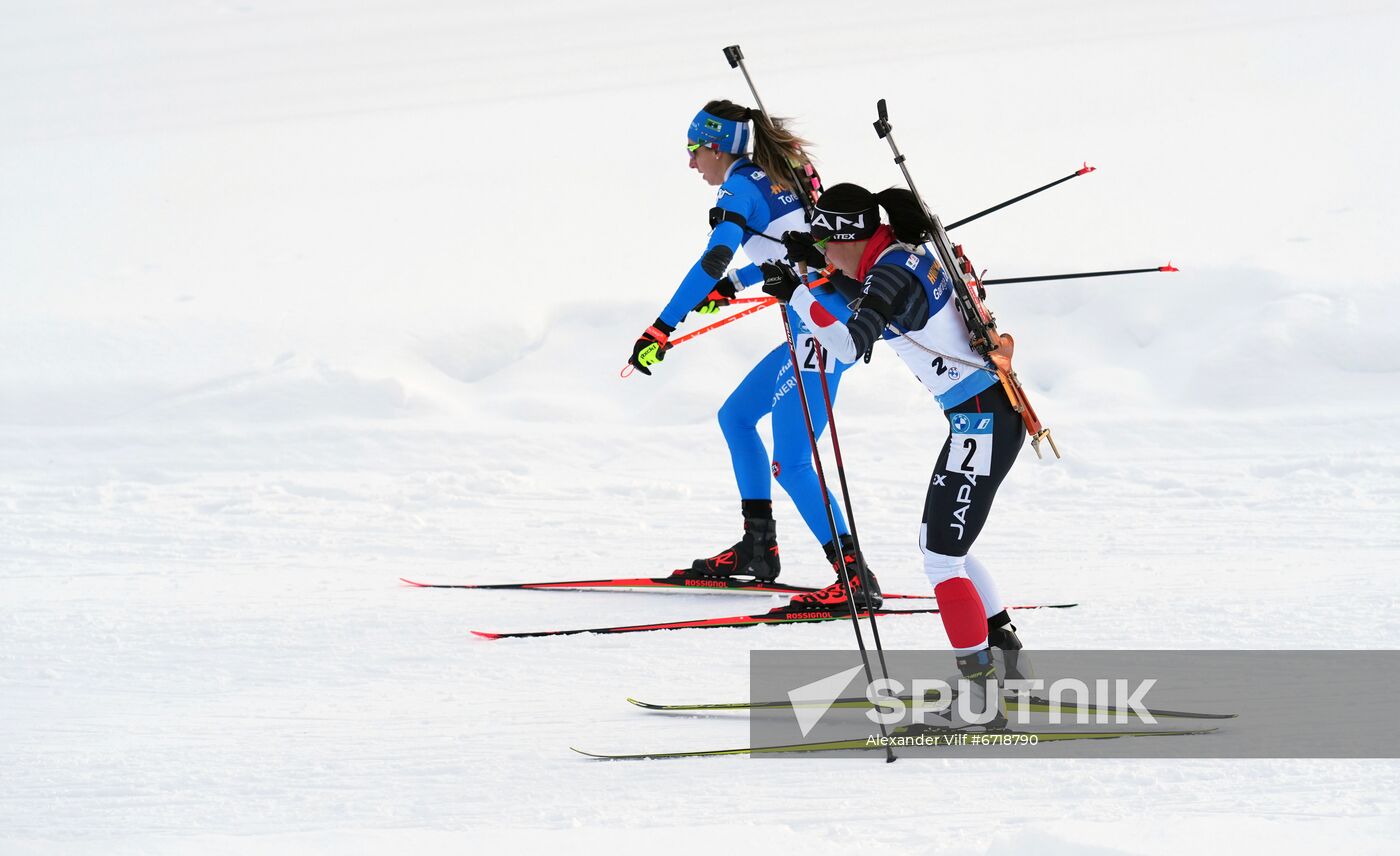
781, 230, 826, 269
692, 276, 738, 315
758, 262, 803, 303
628, 318, 675, 376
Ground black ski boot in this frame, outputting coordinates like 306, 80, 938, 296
987, 610, 1028, 681
690, 512, 781, 581
952, 647, 1008, 730
905, 648, 1008, 735
789, 535, 882, 610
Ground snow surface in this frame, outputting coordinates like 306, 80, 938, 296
4, 0, 1400, 853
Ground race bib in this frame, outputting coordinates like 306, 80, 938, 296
947, 412, 994, 476
796, 334, 837, 374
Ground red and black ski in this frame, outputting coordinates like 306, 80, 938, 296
470, 601, 1077, 640
401, 574, 935, 599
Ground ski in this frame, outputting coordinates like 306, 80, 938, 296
573, 724, 1217, 760
626, 693, 1236, 721
470, 601, 1076, 640
401, 574, 935, 599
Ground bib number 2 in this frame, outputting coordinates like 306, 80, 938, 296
948, 412, 994, 477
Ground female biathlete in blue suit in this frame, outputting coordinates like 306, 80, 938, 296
626, 100, 880, 609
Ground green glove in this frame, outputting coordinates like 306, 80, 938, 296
628, 319, 675, 376
692, 276, 739, 315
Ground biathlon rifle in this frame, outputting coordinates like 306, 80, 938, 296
873, 99, 1059, 460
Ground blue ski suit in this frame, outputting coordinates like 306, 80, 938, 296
658, 157, 859, 543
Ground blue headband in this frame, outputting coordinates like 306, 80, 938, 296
689, 109, 751, 155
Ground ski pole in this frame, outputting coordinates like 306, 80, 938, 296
777, 299, 897, 758
983, 264, 1178, 285
619, 299, 778, 378
669, 299, 774, 344
726, 43, 895, 760
617, 278, 836, 377
811, 333, 896, 686
947, 163, 1096, 230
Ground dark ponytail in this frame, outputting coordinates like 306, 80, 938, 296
702, 99, 812, 194
873, 188, 934, 245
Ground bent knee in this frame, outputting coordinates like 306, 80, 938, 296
921, 532, 968, 586
770, 454, 815, 487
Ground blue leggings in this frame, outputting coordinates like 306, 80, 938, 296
717, 340, 851, 545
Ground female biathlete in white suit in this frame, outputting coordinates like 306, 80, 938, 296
757, 182, 1026, 691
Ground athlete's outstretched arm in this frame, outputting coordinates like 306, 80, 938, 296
656, 220, 745, 328
654, 178, 768, 328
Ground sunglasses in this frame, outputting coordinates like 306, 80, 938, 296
814, 236, 832, 249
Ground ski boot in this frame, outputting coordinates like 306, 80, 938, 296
901, 648, 1007, 737
951, 647, 1008, 730
987, 611, 1029, 681
689, 515, 781, 581
788, 535, 883, 611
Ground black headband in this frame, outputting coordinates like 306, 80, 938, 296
810, 202, 880, 243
